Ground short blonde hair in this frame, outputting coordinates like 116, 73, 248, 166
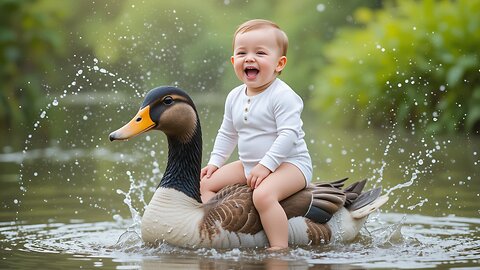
232, 19, 288, 57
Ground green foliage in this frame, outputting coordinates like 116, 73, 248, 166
311, 0, 480, 134
0, 0, 383, 131
0, 0, 66, 128
76, 0, 382, 95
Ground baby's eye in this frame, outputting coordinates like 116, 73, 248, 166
257, 51, 267, 55
236, 51, 246, 55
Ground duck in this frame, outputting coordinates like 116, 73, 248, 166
109, 86, 389, 249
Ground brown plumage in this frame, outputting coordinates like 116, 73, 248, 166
109, 86, 389, 248
199, 177, 368, 245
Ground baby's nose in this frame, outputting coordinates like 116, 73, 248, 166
245, 54, 255, 61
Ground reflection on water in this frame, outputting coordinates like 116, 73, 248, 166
1, 213, 479, 269
0, 60, 479, 269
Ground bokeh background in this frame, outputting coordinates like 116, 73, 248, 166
2, 0, 479, 137
0, 1, 479, 269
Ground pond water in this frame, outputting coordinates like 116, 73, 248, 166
0, 67, 479, 269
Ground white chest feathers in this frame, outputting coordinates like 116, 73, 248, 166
141, 188, 205, 247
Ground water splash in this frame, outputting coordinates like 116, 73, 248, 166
16, 56, 142, 222
115, 170, 148, 231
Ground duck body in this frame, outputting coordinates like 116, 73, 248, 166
141, 182, 386, 248
109, 86, 388, 249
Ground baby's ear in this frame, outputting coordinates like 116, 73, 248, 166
276, 56, 287, 73
230, 56, 235, 65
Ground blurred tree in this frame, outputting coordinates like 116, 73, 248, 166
80, 0, 383, 96
0, 0, 66, 129
311, 0, 480, 134
271, 0, 383, 97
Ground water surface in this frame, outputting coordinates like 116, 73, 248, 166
1, 87, 479, 269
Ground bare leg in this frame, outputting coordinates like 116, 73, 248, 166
252, 163, 306, 249
200, 160, 247, 203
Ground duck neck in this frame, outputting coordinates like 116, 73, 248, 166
159, 120, 202, 203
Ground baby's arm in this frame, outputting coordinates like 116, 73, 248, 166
259, 91, 304, 172
207, 92, 238, 170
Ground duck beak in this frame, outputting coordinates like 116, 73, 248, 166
109, 105, 156, 141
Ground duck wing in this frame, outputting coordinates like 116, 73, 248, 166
200, 183, 314, 237
201, 184, 262, 237
281, 178, 350, 224
199, 178, 380, 239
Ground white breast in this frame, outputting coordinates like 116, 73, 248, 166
141, 188, 205, 248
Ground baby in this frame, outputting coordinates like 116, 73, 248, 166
200, 19, 312, 251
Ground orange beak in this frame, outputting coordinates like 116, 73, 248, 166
109, 105, 155, 141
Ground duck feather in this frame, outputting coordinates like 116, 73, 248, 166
109, 86, 389, 248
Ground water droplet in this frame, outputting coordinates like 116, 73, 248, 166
52, 99, 59, 106
316, 4, 325, 12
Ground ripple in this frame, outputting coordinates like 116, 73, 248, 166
1, 213, 479, 269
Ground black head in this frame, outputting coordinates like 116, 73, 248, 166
109, 86, 199, 143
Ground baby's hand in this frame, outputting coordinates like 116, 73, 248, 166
247, 164, 271, 189
200, 164, 218, 181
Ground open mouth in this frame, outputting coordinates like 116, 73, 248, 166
244, 67, 259, 79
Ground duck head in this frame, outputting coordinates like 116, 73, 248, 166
109, 86, 203, 202
109, 86, 199, 143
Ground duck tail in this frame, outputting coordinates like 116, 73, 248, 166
350, 194, 389, 219
304, 178, 349, 224
305, 178, 389, 222
343, 178, 389, 218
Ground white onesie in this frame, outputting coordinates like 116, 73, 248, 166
208, 78, 312, 184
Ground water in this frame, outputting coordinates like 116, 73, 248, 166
1, 64, 479, 269
1, 214, 479, 269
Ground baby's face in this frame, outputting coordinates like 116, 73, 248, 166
231, 28, 286, 93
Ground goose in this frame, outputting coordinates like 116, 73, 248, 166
109, 86, 389, 249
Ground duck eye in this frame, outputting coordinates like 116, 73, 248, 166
163, 96, 174, 105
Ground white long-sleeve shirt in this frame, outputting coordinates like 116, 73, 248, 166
208, 78, 312, 183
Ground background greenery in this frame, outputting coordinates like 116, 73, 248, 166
1, 0, 479, 138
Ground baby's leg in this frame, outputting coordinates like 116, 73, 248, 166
200, 160, 247, 203
252, 162, 306, 249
